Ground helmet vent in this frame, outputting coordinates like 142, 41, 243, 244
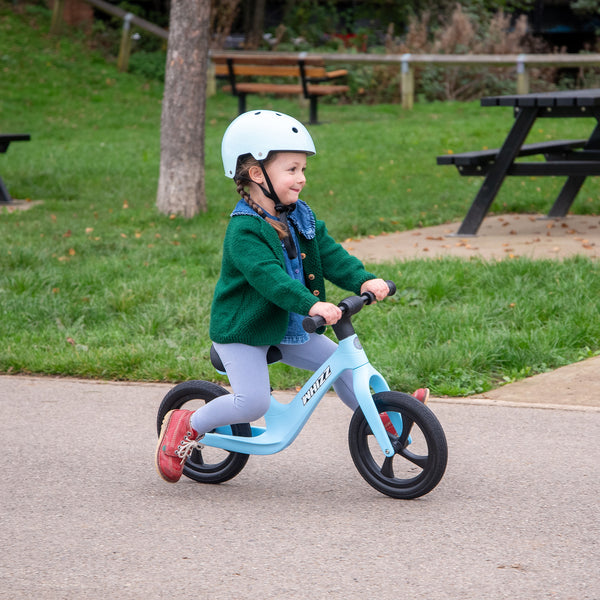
292, 127, 298, 133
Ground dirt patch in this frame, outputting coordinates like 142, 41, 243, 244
343, 214, 600, 262
1, 199, 43, 213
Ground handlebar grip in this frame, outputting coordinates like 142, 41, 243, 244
386, 280, 397, 296
302, 315, 326, 334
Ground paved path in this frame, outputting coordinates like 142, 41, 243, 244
342, 214, 600, 262
1, 366, 599, 600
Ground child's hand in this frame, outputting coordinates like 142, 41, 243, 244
360, 278, 390, 302
309, 301, 343, 325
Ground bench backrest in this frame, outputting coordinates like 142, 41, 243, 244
213, 55, 327, 79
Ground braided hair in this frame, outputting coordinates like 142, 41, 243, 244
234, 153, 288, 240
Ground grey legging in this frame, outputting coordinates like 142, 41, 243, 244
189, 333, 358, 435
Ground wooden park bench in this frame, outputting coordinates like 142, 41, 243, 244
212, 53, 349, 125
0, 134, 30, 203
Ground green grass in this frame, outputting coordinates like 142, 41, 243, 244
1, 4, 599, 395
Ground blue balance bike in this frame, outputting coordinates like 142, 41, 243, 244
156, 282, 447, 499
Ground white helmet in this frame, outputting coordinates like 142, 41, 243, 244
221, 110, 316, 178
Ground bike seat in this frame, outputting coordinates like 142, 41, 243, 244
210, 344, 283, 374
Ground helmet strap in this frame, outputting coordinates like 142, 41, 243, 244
258, 161, 297, 259
258, 162, 279, 205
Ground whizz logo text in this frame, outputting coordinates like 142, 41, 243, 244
302, 366, 332, 405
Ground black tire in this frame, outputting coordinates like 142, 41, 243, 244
348, 391, 447, 499
157, 380, 251, 484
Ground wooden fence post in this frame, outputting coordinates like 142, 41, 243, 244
50, 0, 65, 35
401, 54, 414, 110
117, 13, 134, 72
516, 54, 530, 95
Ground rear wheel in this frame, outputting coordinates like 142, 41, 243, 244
157, 380, 251, 484
348, 391, 447, 499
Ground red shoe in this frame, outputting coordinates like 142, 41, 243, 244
156, 409, 203, 483
412, 388, 430, 405
381, 388, 430, 434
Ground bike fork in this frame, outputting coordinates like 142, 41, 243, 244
352, 363, 396, 457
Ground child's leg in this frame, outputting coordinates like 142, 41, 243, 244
278, 334, 359, 411
189, 343, 272, 435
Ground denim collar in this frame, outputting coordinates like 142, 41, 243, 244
231, 199, 315, 240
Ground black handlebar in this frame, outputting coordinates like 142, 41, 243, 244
302, 280, 396, 334
302, 314, 326, 334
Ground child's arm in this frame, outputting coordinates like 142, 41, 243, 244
313, 219, 378, 294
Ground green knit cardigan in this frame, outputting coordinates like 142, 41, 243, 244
209, 210, 376, 346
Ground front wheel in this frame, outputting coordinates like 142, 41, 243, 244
157, 380, 251, 484
348, 391, 447, 499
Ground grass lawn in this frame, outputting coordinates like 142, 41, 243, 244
1, 4, 599, 395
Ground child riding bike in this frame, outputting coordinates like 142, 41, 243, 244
156, 109, 428, 483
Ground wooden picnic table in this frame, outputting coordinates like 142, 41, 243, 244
0, 134, 30, 204
437, 89, 600, 235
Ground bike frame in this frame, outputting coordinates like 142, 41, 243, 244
201, 333, 399, 457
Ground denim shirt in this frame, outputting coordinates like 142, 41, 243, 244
231, 199, 317, 344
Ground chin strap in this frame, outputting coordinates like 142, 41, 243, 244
259, 162, 298, 259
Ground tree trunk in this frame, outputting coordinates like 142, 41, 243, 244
157, 0, 210, 217
245, 0, 266, 49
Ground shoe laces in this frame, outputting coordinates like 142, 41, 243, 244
176, 431, 204, 465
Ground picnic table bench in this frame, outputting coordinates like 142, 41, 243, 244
0, 134, 30, 203
212, 52, 349, 125
437, 89, 600, 235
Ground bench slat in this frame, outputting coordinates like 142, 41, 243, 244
457, 160, 600, 177
0, 134, 31, 154
217, 64, 302, 77
212, 54, 325, 66
437, 139, 587, 166
224, 83, 349, 96
215, 64, 341, 80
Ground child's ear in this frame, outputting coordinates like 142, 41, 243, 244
248, 165, 264, 184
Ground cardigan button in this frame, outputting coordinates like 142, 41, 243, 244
308, 273, 315, 281
313, 290, 320, 296
300, 253, 306, 259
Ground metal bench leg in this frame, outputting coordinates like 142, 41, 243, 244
309, 96, 318, 125
237, 93, 247, 115
547, 120, 600, 218
0, 176, 12, 204
455, 106, 538, 236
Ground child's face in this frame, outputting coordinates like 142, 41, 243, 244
264, 152, 307, 206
